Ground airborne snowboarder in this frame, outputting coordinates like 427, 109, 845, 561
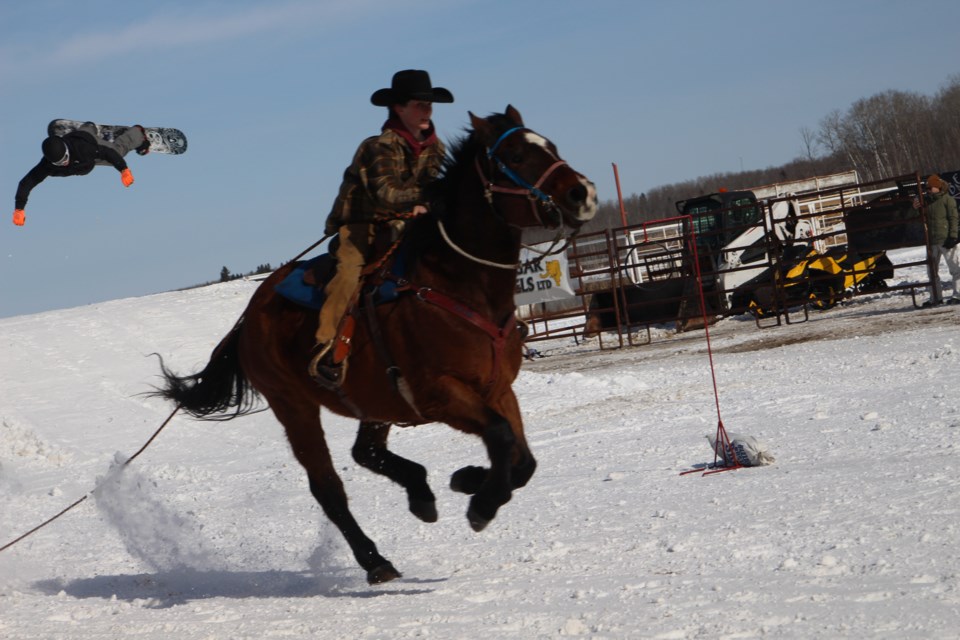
12, 121, 149, 226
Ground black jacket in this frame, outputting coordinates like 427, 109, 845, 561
15, 130, 128, 209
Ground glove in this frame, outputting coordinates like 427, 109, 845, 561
944, 237, 959, 249
12, 209, 25, 226
120, 168, 134, 187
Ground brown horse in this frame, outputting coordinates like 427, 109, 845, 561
154, 106, 598, 584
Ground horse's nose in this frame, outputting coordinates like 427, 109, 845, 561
568, 182, 588, 205
567, 178, 598, 221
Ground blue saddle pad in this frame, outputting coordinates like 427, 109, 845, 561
274, 241, 411, 310
275, 255, 329, 310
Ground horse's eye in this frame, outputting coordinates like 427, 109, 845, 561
509, 153, 524, 164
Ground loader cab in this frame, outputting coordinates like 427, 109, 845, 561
675, 190, 767, 315
676, 190, 761, 259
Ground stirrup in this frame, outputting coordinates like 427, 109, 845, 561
308, 343, 345, 387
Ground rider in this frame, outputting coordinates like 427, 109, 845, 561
13, 122, 150, 226
309, 69, 453, 383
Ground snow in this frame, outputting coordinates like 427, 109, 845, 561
1, 247, 959, 639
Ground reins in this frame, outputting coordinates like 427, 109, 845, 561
437, 217, 577, 269
437, 219, 518, 270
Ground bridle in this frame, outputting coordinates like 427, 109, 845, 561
477, 126, 568, 229
437, 126, 579, 269
388, 123, 584, 393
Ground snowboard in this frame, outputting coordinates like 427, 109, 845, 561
47, 119, 188, 155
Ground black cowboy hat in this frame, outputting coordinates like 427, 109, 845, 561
370, 69, 454, 106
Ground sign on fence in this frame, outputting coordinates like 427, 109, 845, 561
514, 242, 575, 306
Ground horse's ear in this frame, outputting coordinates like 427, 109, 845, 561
505, 105, 524, 125
469, 111, 496, 143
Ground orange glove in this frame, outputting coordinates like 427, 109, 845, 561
13, 209, 25, 226
121, 168, 134, 187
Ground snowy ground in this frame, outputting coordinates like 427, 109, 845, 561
1, 247, 959, 639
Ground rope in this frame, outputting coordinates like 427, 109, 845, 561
288, 233, 333, 264
0, 404, 181, 553
677, 216, 742, 477
0, 233, 335, 554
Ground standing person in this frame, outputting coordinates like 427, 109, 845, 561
915, 173, 960, 306
309, 69, 453, 383
12, 122, 150, 226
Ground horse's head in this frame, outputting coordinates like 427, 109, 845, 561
469, 105, 598, 231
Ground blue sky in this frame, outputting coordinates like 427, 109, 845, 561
2, 0, 958, 318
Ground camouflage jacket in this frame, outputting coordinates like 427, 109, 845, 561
324, 125, 445, 235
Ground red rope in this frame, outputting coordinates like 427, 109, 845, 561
678, 216, 742, 476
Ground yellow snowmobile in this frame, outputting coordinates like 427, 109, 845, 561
747, 246, 893, 316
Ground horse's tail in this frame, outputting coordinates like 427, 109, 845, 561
152, 322, 261, 420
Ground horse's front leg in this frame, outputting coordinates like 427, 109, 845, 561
269, 401, 400, 584
352, 421, 438, 522
450, 433, 537, 496
450, 388, 536, 498
442, 384, 537, 532
465, 413, 516, 532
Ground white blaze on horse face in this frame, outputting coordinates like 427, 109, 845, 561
523, 131, 560, 161
523, 129, 597, 222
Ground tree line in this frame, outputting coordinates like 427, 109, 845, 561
176, 263, 275, 291
583, 74, 960, 232
219, 264, 274, 282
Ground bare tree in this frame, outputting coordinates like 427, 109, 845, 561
799, 125, 819, 162
583, 74, 960, 231
931, 75, 960, 173
814, 81, 960, 181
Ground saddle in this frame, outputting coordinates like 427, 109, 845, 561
276, 231, 410, 390
274, 236, 408, 312
277, 227, 519, 409
273, 253, 337, 310
276, 232, 422, 418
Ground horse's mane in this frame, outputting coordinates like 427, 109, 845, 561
402, 111, 516, 268
424, 111, 517, 220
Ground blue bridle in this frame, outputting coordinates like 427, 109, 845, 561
486, 126, 558, 206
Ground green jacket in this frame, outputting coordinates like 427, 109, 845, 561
924, 189, 959, 245
324, 126, 445, 235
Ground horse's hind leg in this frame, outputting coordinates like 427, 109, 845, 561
352, 421, 438, 523
270, 401, 400, 584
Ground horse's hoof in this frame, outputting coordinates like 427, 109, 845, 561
409, 498, 438, 523
450, 466, 487, 495
467, 508, 491, 532
367, 562, 402, 584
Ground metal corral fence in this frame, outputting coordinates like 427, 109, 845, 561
521, 172, 941, 350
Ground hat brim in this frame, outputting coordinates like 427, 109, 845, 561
370, 87, 454, 106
